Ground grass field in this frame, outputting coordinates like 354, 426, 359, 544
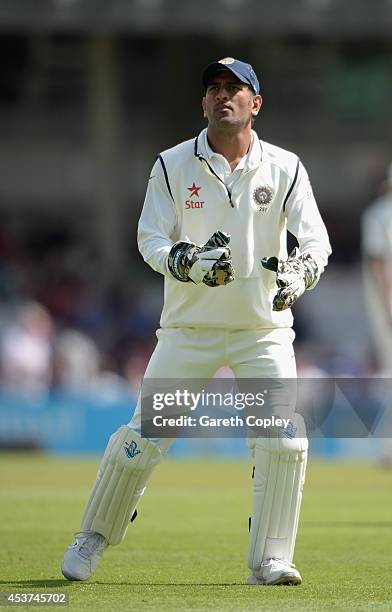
0, 453, 392, 611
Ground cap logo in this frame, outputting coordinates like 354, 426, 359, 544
219, 57, 235, 65
253, 186, 274, 212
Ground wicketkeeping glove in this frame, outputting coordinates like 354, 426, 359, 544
261, 248, 319, 311
168, 231, 235, 287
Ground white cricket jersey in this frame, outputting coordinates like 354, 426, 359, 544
138, 128, 331, 329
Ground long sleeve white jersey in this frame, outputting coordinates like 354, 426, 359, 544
138, 128, 331, 330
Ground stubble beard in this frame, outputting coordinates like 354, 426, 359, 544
209, 113, 252, 136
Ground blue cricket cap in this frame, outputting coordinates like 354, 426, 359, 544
202, 57, 260, 95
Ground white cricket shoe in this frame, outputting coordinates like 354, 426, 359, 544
61, 531, 108, 581
248, 558, 302, 586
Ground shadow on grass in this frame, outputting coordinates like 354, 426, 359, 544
0, 580, 72, 588
0, 580, 261, 588
93, 582, 281, 587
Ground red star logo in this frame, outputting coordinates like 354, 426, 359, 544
187, 182, 202, 198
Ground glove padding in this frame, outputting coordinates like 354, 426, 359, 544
168, 231, 235, 287
261, 248, 319, 311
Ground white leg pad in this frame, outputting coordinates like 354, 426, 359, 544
81, 426, 162, 545
248, 416, 308, 572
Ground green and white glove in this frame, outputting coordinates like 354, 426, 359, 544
168, 231, 235, 287
261, 247, 319, 311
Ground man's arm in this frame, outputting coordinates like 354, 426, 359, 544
285, 160, 331, 287
138, 159, 234, 287
262, 160, 331, 311
137, 159, 178, 277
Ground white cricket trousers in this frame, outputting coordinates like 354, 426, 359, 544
128, 326, 297, 451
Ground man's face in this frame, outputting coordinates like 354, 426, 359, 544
202, 70, 262, 131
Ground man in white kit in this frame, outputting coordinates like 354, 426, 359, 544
362, 163, 392, 460
62, 57, 331, 585
362, 163, 392, 374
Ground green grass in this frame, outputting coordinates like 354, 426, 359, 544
0, 453, 392, 610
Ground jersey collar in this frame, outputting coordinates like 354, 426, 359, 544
194, 128, 263, 171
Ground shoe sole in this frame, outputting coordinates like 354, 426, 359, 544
248, 574, 302, 586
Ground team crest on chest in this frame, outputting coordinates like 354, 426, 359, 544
253, 185, 274, 212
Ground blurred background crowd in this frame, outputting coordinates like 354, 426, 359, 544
0, 0, 392, 401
